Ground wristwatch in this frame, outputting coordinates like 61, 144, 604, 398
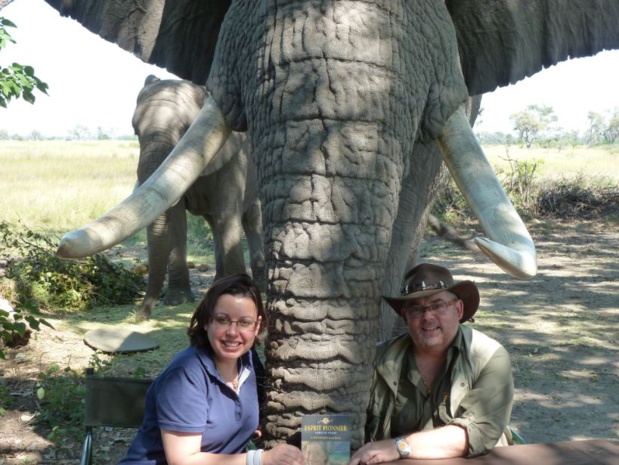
394, 436, 411, 458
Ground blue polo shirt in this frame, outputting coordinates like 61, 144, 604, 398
119, 344, 261, 465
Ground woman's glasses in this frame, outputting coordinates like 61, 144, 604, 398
211, 314, 258, 331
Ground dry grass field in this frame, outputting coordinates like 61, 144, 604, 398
0, 140, 139, 234
2, 139, 617, 232
484, 144, 619, 182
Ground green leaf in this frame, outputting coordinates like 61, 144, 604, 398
0, 20, 49, 107
0, 18, 17, 28
13, 322, 27, 337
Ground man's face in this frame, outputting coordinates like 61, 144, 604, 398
401, 290, 463, 354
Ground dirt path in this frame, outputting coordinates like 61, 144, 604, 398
1, 219, 618, 464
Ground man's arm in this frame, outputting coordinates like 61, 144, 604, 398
448, 346, 514, 456
349, 425, 467, 465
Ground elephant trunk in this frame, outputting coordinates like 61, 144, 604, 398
437, 107, 537, 278
55, 96, 231, 258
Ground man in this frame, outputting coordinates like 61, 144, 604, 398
349, 263, 514, 463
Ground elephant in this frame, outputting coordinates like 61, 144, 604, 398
132, 74, 265, 320
46, 0, 619, 448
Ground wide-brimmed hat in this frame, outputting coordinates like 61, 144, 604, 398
383, 263, 479, 323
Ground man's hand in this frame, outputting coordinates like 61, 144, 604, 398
262, 444, 305, 465
348, 439, 400, 465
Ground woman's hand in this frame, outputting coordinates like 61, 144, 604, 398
262, 444, 305, 465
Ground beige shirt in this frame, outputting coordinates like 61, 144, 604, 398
366, 327, 514, 457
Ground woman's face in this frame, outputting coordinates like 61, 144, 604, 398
205, 294, 261, 365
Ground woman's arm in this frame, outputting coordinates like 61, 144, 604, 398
162, 431, 244, 465
162, 430, 304, 465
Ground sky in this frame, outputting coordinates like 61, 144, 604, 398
2, 0, 619, 138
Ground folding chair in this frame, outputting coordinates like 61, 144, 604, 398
507, 426, 527, 445
81, 368, 152, 465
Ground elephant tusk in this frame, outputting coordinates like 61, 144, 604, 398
437, 106, 537, 279
57, 96, 232, 259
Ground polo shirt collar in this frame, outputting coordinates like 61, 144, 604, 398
196, 343, 255, 381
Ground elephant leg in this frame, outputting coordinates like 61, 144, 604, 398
210, 201, 247, 279
138, 212, 172, 320
202, 214, 223, 281
163, 203, 195, 307
242, 198, 266, 291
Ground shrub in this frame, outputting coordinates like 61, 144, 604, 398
432, 179, 473, 223
35, 365, 86, 442
1, 221, 145, 312
497, 157, 543, 216
433, 167, 619, 223
537, 175, 619, 218
0, 300, 52, 359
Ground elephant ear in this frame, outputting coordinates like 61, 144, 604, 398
447, 0, 619, 96
43, 0, 232, 85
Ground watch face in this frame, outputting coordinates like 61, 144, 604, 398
396, 437, 410, 456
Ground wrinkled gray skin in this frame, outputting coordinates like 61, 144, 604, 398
133, 75, 265, 320
46, 0, 619, 447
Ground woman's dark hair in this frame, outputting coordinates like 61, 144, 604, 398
187, 273, 265, 347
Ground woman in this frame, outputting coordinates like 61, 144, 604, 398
119, 274, 303, 465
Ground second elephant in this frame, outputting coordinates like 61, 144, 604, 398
133, 75, 265, 320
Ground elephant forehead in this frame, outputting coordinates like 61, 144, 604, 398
274, 1, 394, 66
259, 2, 437, 128
209, 0, 466, 140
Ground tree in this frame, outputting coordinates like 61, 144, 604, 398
509, 104, 558, 148
585, 109, 619, 146
602, 110, 619, 145
69, 124, 92, 140
96, 126, 112, 140
0, 16, 48, 108
1, 14, 50, 356
585, 111, 605, 145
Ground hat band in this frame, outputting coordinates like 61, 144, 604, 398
401, 280, 447, 296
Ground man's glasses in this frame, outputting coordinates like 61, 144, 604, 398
403, 299, 457, 318
211, 315, 259, 331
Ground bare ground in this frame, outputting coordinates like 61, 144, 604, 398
1, 219, 618, 464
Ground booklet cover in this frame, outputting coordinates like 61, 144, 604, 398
301, 414, 351, 465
